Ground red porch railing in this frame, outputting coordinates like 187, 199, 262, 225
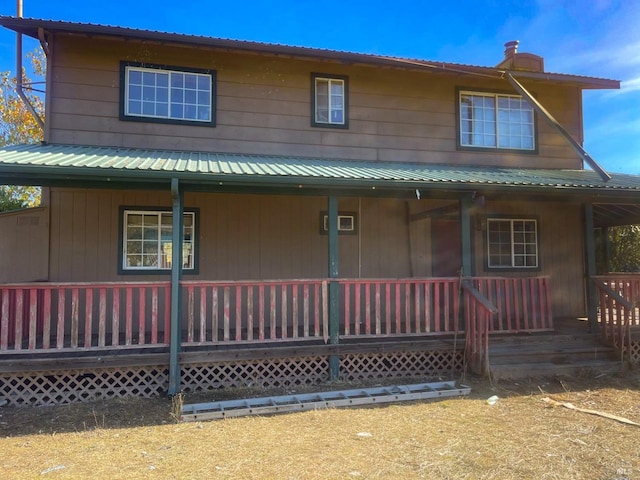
338, 278, 462, 337
180, 280, 328, 344
592, 275, 640, 360
0, 276, 554, 354
472, 276, 553, 332
0, 282, 170, 352
462, 280, 498, 376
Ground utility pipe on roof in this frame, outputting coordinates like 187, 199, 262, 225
15, 0, 45, 133
505, 73, 611, 182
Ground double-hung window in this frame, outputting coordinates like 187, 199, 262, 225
312, 73, 348, 128
459, 91, 534, 150
121, 62, 215, 126
487, 218, 538, 269
121, 209, 196, 273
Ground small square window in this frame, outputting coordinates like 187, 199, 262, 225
311, 73, 349, 129
320, 211, 358, 235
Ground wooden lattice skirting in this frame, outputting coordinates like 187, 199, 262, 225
1, 349, 464, 405
0, 366, 169, 406
181, 356, 331, 391
340, 350, 464, 381
629, 340, 640, 365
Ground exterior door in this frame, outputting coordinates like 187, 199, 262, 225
431, 218, 462, 277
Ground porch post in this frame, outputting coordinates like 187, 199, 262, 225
328, 195, 340, 380
584, 203, 598, 333
602, 226, 611, 273
460, 195, 473, 276
168, 178, 184, 395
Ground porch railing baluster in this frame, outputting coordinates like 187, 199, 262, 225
15, 290, 24, 350
211, 287, 218, 342
99, 287, 107, 347
270, 286, 276, 340
138, 287, 145, 345
303, 284, 310, 338
0, 276, 558, 354
112, 287, 120, 346
28, 288, 37, 350
42, 288, 51, 349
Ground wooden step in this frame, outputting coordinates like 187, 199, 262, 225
490, 359, 624, 380
487, 333, 622, 379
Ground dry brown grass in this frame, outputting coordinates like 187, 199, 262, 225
1, 371, 639, 479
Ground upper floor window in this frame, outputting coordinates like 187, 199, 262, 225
311, 73, 348, 128
487, 218, 538, 269
121, 62, 216, 126
459, 91, 534, 151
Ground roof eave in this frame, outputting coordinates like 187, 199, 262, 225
0, 16, 619, 89
1, 164, 638, 201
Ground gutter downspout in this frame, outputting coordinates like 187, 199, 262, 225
16, 0, 45, 133
505, 73, 611, 182
168, 178, 184, 395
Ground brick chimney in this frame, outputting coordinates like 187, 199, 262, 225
504, 40, 519, 59
496, 40, 544, 72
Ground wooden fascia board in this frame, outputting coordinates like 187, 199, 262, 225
2, 165, 640, 200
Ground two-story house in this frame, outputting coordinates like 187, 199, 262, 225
1, 17, 639, 405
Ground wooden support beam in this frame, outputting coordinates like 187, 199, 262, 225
506, 73, 611, 182
327, 195, 340, 380
584, 203, 599, 333
460, 195, 473, 276
168, 178, 184, 395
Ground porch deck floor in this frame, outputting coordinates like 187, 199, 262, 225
0, 318, 600, 364
552, 317, 593, 335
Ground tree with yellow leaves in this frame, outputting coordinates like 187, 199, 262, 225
0, 49, 44, 211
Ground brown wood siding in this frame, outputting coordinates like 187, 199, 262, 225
45, 189, 586, 317
48, 34, 583, 169
473, 200, 585, 318
0, 208, 49, 282
47, 188, 416, 282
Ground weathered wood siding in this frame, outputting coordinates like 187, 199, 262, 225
47, 34, 582, 169
0, 207, 49, 282
47, 188, 412, 282
45, 189, 586, 317
472, 200, 585, 318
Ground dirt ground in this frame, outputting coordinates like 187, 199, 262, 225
1, 370, 639, 479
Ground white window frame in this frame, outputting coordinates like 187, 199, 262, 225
123, 210, 195, 271
323, 214, 355, 232
124, 65, 213, 123
487, 218, 538, 269
320, 211, 358, 235
459, 91, 535, 151
312, 74, 347, 127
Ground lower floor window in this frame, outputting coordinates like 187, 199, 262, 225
487, 218, 538, 268
123, 210, 195, 271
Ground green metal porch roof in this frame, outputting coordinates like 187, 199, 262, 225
1, 143, 639, 197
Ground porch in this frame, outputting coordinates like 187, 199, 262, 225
1, 274, 639, 405
0, 275, 549, 404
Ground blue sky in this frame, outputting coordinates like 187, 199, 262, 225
0, 0, 638, 174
